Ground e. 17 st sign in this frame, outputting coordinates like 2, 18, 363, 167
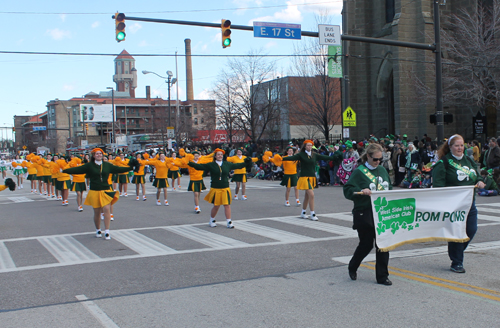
253, 22, 301, 40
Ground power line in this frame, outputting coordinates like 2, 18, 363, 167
0, 1, 344, 15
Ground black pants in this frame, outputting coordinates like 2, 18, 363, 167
348, 228, 389, 283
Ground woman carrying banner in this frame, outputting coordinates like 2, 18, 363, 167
432, 134, 485, 273
343, 143, 393, 286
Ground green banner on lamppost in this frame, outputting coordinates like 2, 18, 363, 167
328, 45, 342, 78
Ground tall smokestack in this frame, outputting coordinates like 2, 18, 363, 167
184, 38, 194, 101
146, 86, 151, 100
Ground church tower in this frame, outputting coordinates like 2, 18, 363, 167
113, 50, 137, 98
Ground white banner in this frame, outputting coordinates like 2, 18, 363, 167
370, 186, 474, 252
80, 104, 113, 123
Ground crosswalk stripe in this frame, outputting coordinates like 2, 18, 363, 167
112, 230, 177, 255
332, 240, 500, 264
235, 221, 315, 242
0, 242, 16, 269
38, 236, 100, 263
8, 197, 34, 203
270, 217, 358, 237
477, 214, 500, 222
164, 226, 249, 249
477, 206, 500, 215
319, 212, 353, 222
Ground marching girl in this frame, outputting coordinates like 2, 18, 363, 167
114, 152, 130, 197
62, 148, 139, 240
226, 148, 258, 200
49, 155, 60, 199
32, 156, 46, 195
40, 155, 53, 198
0, 159, 7, 179
69, 157, 87, 212
178, 149, 213, 213
108, 154, 118, 191
25, 154, 38, 193
54, 157, 71, 206
132, 153, 148, 201
168, 152, 181, 191
265, 147, 301, 207
187, 148, 251, 228
277, 140, 334, 221
147, 152, 174, 206
11, 155, 25, 189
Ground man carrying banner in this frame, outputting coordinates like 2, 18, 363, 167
344, 143, 393, 286
433, 134, 485, 273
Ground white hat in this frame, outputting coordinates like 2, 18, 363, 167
352, 141, 357, 144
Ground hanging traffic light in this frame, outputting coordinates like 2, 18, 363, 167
221, 19, 231, 48
86, 123, 89, 132
115, 13, 126, 42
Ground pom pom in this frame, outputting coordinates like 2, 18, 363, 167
143, 153, 150, 159
179, 148, 186, 157
5, 178, 16, 191
273, 154, 283, 167
11, 162, 18, 168
264, 151, 273, 158
180, 157, 189, 166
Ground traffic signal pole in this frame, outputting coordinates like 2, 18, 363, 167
115, 6, 444, 141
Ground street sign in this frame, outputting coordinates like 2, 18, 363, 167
328, 45, 342, 78
22, 145, 27, 150
473, 112, 486, 135
343, 107, 356, 127
33, 126, 46, 131
318, 25, 341, 46
167, 127, 175, 138
343, 128, 350, 139
253, 22, 301, 40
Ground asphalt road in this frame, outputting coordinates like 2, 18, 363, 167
1, 173, 499, 327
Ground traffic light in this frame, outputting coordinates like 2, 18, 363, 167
221, 19, 231, 48
12, 127, 15, 132
85, 123, 89, 132
115, 13, 126, 42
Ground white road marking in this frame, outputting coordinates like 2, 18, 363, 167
0, 242, 16, 269
236, 221, 315, 243
111, 230, 177, 255
331, 240, 500, 264
38, 236, 99, 263
271, 217, 357, 237
165, 225, 249, 248
75, 294, 120, 328
8, 197, 34, 203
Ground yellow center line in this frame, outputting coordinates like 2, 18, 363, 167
360, 263, 500, 302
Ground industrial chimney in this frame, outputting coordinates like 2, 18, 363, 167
184, 38, 194, 101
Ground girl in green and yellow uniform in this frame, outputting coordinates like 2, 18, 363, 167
226, 148, 259, 200
132, 153, 148, 201
63, 148, 138, 240
178, 148, 213, 213
188, 148, 250, 229
147, 153, 174, 206
69, 157, 87, 212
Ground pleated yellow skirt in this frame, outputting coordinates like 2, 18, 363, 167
204, 188, 232, 206
296, 176, 316, 190
84, 189, 119, 208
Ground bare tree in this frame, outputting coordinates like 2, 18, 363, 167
211, 75, 239, 144
410, 1, 500, 118
212, 49, 281, 143
288, 39, 342, 141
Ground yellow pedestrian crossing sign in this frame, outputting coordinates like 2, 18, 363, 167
343, 106, 356, 127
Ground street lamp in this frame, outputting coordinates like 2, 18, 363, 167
142, 70, 177, 145
106, 87, 115, 145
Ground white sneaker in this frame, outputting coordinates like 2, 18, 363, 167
195, 207, 201, 214
20, 185, 23, 189
124, 193, 128, 197
234, 195, 238, 200
242, 195, 248, 200
209, 220, 217, 228
105, 233, 111, 240
164, 201, 169, 206
226, 220, 234, 229
300, 213, 309, 219
156, 200, 161, 206
96, 231, 102, 238
101, 213, 104, 220
110, 214, 114, 221
51, 194, 55, 198
285, 201, 290, 207
143, 196, 147, 201
172, 188, 176, 192
296, 200, 301, 206
310, 213, 318, 221
78, 206, 83, 212
178, 185, 181, 189
136, 196, 140, 201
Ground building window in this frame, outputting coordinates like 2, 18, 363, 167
194, 118, 198, 125
201, 118, 204, 124
200, 107, 204, 112
194, 107, 198, 114
386, 0, 395, 23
